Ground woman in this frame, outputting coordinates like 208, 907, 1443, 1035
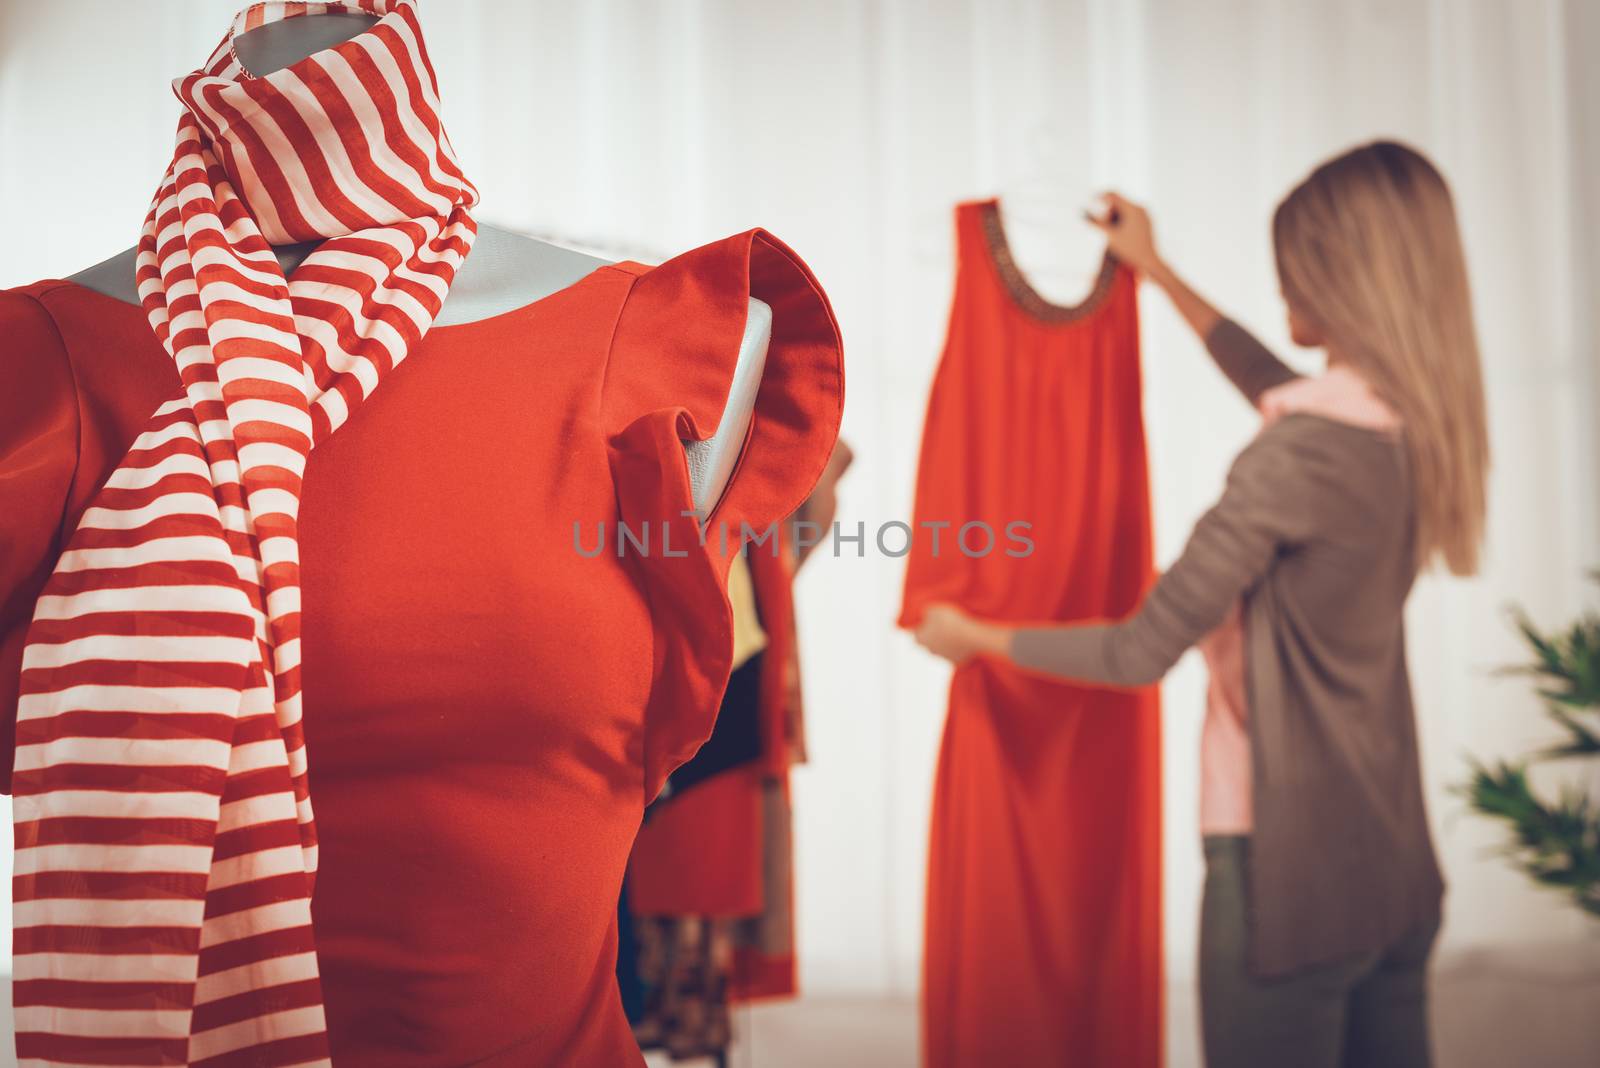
915, 140, 1488, 1068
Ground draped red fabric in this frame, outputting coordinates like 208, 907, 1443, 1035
11, 2, 477, 1061
900, 200, 1163, 1068
625, 533, 803, 999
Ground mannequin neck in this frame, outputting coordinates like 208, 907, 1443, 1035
233, 13, 381, 77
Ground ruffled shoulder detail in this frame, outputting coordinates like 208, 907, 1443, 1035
602, 230, 843, 801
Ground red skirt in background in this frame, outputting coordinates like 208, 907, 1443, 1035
628, 538, 805, 1002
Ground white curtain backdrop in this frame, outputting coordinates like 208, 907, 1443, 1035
2, 2, 1597, 1064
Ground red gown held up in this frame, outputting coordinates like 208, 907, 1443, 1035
0, 231, 843, 1066
899, 199, 1162, 1068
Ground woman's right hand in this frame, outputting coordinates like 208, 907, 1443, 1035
1087, 192, 1162, 275
1091, 193, 1226, 341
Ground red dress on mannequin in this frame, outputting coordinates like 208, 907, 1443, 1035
1, 231, 842, 1066
899, 200, 1162, 1068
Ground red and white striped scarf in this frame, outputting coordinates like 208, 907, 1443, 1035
13, 2, 475, 1062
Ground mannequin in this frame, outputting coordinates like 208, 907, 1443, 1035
68, 10, 769, 516
4, 6, 847, 1062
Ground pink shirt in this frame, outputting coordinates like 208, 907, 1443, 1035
1197, 365, 1401, 834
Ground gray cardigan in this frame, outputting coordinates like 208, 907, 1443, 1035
1012, 319, 1444, 977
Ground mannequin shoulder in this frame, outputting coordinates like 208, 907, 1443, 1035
67, 247, 143, 306
54, 225, 614, 318
434, 223, 609, 325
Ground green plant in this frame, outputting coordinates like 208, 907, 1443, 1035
1461, 574, 1600, 917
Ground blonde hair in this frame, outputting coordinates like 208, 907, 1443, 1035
1273, 140, 1489, 576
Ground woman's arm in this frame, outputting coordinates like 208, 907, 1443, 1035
915, 425, 1318, 687
1088, 193, 1299, 405
789, 438, 853, 570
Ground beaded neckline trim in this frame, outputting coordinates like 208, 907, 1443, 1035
979, 199, 1117, 324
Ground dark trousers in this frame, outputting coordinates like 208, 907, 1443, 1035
1200, 835, 1439, 1068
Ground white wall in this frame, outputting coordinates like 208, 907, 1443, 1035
1, 0, 1597, 1043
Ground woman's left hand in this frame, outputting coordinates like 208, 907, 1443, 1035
915, 604, 1009, 665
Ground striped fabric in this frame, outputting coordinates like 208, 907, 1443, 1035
13, 2, 476, 1063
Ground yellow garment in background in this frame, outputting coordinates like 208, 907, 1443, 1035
727, 551, 768, 672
